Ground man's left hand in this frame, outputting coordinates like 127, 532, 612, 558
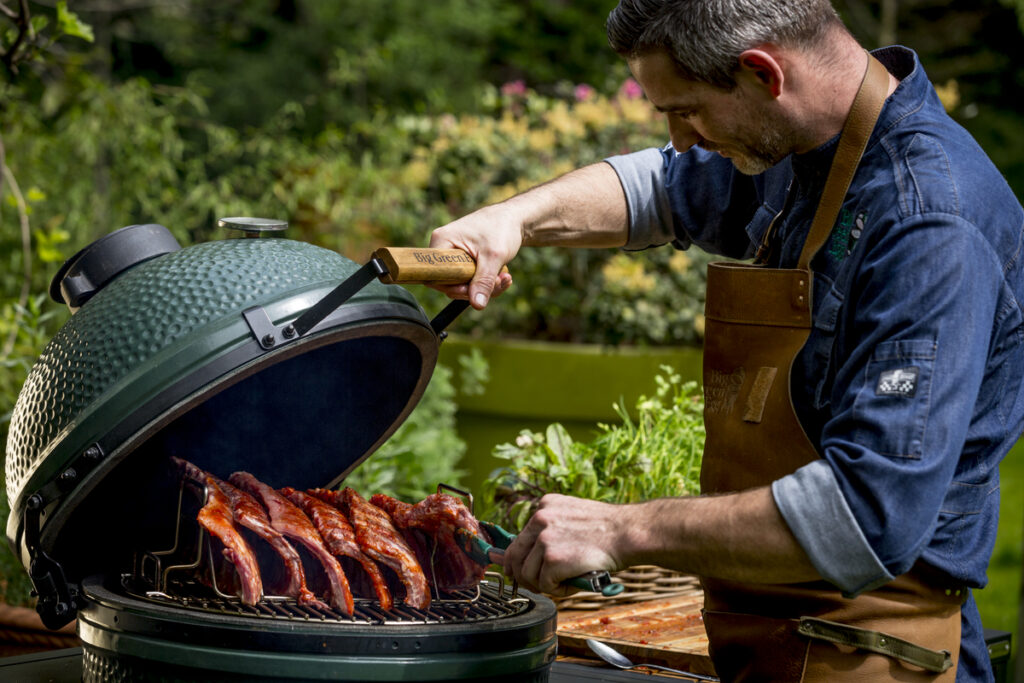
501, 493, 630, 596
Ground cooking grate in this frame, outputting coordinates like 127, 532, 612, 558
128, 476, 529, 625
122, 574, 530, 625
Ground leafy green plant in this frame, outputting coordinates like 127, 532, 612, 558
482, 366, 705, 532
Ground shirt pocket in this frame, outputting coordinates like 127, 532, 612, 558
808, 281, 845, 410
853, 338, 938, 459
743, 204, 783, 253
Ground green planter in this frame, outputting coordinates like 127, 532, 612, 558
438, 336, 703, 494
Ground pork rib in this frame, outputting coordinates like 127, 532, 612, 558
371, 492, 490, 591
310, 487, 430, 610
173, 457, 262, 605
282, 487, 393, 611
229, 472, 354, 615
216, 478, 324, 609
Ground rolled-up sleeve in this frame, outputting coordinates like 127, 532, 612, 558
772, 461, 893, 596
605, 147, 676, 250
607, 144, 779, 259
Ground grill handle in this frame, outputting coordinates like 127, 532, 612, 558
371, 248, 508, 336
250, 247, 503, 349
373, 247, 509, 285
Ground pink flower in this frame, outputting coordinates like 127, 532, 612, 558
618, 78, 643, 100
501, 80, 527, 96
574, 83, 596, 102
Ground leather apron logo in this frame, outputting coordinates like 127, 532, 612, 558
705, 367, 745, 415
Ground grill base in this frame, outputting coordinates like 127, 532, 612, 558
79, 574, 557, 681
82, 648, 552, 683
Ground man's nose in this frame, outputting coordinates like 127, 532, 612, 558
667, 117, 700, 153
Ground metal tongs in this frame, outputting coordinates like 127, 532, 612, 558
456, 521, 625, 597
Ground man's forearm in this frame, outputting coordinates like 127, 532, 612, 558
507, 161, 629, 249
619, 487, 822, 584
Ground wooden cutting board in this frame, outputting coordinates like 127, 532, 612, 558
556, 593, 715, 677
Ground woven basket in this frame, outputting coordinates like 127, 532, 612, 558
0, 604, 80, 657
553, 565, 702, 610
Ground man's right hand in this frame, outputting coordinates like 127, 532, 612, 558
427, 161, 630, 309
428, 202, 522, 310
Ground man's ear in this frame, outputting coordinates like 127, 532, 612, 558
738, 48, 784, 98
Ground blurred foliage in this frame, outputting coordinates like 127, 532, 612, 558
97, 0, 624, 134
0, 0, 96, 608
324, 80, 706, 346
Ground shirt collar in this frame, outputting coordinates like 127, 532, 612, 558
787, 46, 927, 187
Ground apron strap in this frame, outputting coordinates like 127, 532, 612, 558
798, 617, 955, 674
797, 54, 891, 270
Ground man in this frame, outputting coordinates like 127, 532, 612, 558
429, 1, 1024, 680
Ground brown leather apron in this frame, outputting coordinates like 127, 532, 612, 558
698, 55, 964, 682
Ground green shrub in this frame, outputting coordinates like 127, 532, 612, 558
274, 82, 707, 347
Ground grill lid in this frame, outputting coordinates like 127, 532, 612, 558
4, 220, 478, 628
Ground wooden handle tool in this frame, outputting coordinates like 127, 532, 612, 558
373, 247, 509, 285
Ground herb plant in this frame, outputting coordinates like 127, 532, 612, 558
482, 366, 705, 532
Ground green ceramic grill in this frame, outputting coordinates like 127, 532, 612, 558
3, 221, 556, 682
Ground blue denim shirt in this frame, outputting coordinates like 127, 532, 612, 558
606, 47, 1024, 682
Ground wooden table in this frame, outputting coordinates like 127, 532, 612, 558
556, 592, 715, 678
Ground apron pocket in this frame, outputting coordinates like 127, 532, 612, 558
702, 609, 808, 682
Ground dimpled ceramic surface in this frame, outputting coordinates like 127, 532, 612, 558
4, 238, 419, 505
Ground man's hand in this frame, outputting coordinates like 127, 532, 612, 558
428, 202, 521, 310
499, 487, 823, 597
427, 162, 630, 309
501, 493, 632, 596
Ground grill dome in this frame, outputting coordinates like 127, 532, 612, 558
5, 232, 440, 628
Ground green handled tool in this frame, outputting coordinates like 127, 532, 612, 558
456, 521, 625, 597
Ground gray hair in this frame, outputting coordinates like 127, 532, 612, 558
606, 0, 844, 89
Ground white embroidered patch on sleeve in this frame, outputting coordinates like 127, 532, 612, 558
876, 367, 920, 398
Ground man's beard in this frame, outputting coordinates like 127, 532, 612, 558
725, 124, 789, 176
700, 114, 790, 176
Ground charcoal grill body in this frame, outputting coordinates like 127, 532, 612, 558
3, 224, 558, 681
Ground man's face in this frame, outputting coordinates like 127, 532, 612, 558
628, 50, 790, 175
